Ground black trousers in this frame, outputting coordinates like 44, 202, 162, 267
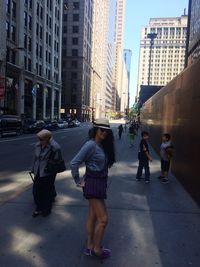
136, 159, 150, 179
32, 174, 56, 213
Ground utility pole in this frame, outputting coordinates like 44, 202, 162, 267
147, 33, 157, 86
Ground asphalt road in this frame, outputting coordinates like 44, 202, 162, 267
0, 123, 96, 203
1, 123, 200, 267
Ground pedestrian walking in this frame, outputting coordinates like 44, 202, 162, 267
158, 133, 173, 184
136, 131, 152, 183
70, 118, 115, 259
31, 129, 65, 217
128, 124, 136, 147
124, 123, 127, 133
118, 124, 123, 140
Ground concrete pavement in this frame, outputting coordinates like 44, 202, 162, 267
0, 128, 200, 267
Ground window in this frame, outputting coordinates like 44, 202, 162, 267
73, 2, 79, 10
72, 49, 78, 56
11, 25, 16, 41
63, 14, 67, 21
28, 15, 32, 30
28, 58, 32, 71
63, 26, 67, 33
63, 37, 67, 45
71, 72, 77, 79
24, 56, 27, 69
37, 3, 39, 16
29, 0, 32, 9
6, 0, 11, 13
36, 43, 39, 56
40, 26, 43, 39
24, 34, 27, 48
40, 6, 43, 19
24, 11, 28, 27
73, 14, 79, 21
71, 60, 78, 68
72, 26, 79, 33
72, 37, 78, 45
12, 1, 16, 18
28, 37, 31, 51
6, 21, 10, 38
36, 23, 39, 36
11, 50, 16, 64
39, 45, 42, 58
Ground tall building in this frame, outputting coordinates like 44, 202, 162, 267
186, 0, 200, 66
90, 0, 109, 120
137, 15, 188, 96
1, 0, 63, 120
112, 0, 126, 112
123, 49, 132, 111
62, 0, 93, 121
0, 0, 6, 108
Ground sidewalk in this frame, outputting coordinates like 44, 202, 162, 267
0, 130, 200, 267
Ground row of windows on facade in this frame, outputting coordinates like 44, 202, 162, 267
63, 13, 80, 22
23, 33, 59, 55
145, 27, 187, 34
143, 49, 185, 54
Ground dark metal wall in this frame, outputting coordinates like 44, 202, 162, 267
141, 57, 200, 204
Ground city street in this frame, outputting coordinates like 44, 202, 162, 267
0, 123, 93, 203
0, 123, 200, 267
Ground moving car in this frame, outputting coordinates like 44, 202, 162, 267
0, 115, 23, 137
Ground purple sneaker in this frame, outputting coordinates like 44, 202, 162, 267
84, 248, 93, 256
92, 248, 111, 259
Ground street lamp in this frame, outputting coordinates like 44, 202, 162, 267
147, 33, 157, 86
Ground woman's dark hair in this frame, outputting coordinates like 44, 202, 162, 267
163, 133, 171, 140
88, 127, 116, 168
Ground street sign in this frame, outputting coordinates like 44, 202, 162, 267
0, 76, 5, 100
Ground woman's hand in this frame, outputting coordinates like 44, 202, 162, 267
77, 180, 85, 187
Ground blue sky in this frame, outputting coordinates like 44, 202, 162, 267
124, 0, 189, 105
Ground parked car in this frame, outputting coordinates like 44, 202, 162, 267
57, 120, 68, 129
45, 120, 59, 131
73, 119, 81, 127
67, 119, 76, 128
25, 120, 46, 133
0, 115, 23, 137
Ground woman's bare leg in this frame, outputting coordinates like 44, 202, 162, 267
86, 200, 97, 249
91, 199, 108, 255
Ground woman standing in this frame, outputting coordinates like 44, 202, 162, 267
31, 129, 64, 217
70, 118, 115, 259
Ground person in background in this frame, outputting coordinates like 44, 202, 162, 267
118, 124, 123, 140
128, 123, 136, 147
31, 129, 63, 217
158, 133, 173, 184
70, 118, 115, 259
136, 131, 153, 183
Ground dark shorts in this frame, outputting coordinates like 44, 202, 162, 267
161, 160, 170, 172
83, 169, 108, 199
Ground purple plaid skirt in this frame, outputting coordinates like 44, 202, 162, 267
83, 168, 108, 199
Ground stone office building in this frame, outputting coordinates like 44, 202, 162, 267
1, 0, 63, 121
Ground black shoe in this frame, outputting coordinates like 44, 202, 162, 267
42, 211, 51, 217
32, 210, 42, 218
158, 176, 164, 180
136, 177, 141, 181
161, 178, 169, 184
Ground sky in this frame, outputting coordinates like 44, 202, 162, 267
124, 0, 189, 106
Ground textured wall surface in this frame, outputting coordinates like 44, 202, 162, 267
141, 57, 200, 204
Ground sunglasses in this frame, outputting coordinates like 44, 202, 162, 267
99, 128, 109, 133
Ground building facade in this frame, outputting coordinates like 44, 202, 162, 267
62, 0, 93, 121
1, 0, 63, 120
90, 0, 109, 120
112, 0, 126, 112
187, 0, 200, 65
123, 49, 132, 112
137, 15, 188, 96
